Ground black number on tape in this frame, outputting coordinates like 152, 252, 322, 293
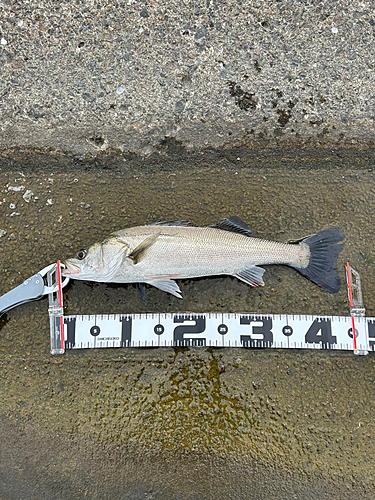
239, 316, 273, 347
367, 320, 375, 350
120, 316, 132, 346
305, 319, 336, 347
347, 327, 358, 339
90, 325, 101, 337
64, 317, 76, 348
173, 315, 206, 346
218, 324, 228, 335
154, 324, 165, 335
282, 325, 293, 337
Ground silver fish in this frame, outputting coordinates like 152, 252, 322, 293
62, 217, 344, 298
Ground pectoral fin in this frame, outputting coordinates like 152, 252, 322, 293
146, 279, 183, 299
233, 266, 265, 287
128, 233, 159, 264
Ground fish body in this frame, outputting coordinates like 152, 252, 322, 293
62, 218, 344, 298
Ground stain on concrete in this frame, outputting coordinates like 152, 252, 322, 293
228, 81, 258, 111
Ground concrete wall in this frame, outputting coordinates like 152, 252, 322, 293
0, 0, 374, 157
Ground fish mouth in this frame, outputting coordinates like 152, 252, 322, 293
61, 261, 82, 276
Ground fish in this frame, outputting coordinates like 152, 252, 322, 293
62, 217, 344, 298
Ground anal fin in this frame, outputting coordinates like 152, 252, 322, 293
233, 266, 265, 287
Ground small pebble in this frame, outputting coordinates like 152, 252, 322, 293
331, 27, 338, 34
46, 199, 53, 205
9, 203, 16, 209
18, 20, 24, 27
1, 38, 7, 45
23, 190, 33, 203
116, 85, 126, 95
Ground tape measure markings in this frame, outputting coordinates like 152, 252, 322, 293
45, 262, 370, 355
61, 312, 370, 351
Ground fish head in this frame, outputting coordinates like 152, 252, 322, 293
62, 236, 130, 281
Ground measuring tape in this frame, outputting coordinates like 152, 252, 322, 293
47, 262, 372, 355
62, 312, 372, 352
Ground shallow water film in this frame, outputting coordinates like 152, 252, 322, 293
1, 153, 375, 499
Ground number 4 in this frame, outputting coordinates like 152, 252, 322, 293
305, 319, 337, 346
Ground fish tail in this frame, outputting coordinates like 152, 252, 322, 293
292, 228, 344, 293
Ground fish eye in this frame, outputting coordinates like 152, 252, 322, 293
76, 249, 86, 260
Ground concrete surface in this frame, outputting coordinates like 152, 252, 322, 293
0, 0, 374, 157
1, 162, 375, 499
1, 1, 375, 499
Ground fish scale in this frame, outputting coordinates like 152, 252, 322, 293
114, 227, 307, 277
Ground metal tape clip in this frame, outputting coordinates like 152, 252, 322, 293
46, 261, 67, 355
0, 262, 69, 316
346, 262, 368, 355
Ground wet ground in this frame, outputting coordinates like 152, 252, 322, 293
0, 151, 375, 499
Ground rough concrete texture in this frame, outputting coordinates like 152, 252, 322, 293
2, 347, 375, 500
0, 0, 374, 157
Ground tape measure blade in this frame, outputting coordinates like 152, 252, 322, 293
62, 312, 374, 352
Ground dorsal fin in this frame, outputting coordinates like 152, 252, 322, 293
147, 220, 196, 227
210, 216, 253, 237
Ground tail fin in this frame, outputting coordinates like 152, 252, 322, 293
292, 228, 344, 293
